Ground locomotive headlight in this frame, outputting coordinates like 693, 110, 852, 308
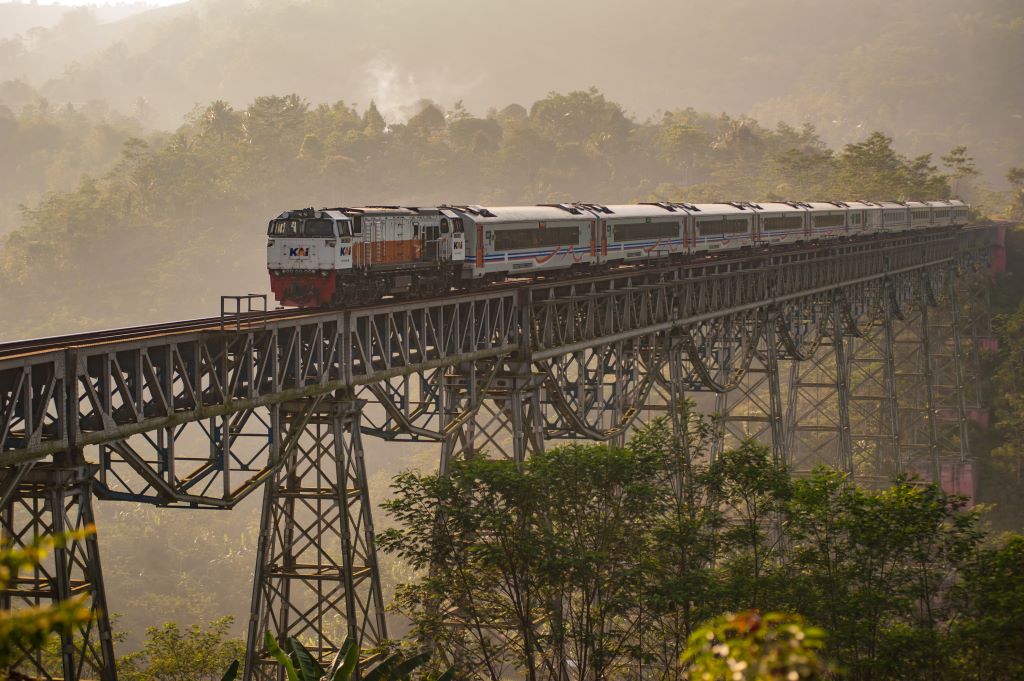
267, 239, 275, 247
326, 240, 336, 247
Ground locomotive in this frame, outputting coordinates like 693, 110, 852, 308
266, 199, 970, 307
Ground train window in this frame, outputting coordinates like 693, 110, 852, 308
813, 214, 845, 228
934, 209, 949, 218
697, 217, 748, 236
849, 212, 862, 225
612, 221, 680, 241
493, 225, 579, 250
269, 219, 300, 236
303, 219, 335, 237
440, 218, 450, 233
762, 215, 804, 232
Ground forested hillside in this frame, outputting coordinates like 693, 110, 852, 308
1, 88, 1010, 340
1, 0, 1021, 183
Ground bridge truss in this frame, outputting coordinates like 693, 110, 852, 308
0, 226, 997, 679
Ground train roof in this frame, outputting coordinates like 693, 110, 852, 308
599, 204, 688, 219
875, 201, 908, 209
751, 202, 810, 213
688, 203, 757, 216
803, 201, 852, 211
844, 200, 882, 209
453, 205, 594, 223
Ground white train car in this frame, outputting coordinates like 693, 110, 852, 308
690, 203, 755, 252
460, 204, 593, 279
907, 201, 932, 230
949, 200, 970, 225
927, 200, 956, 227
805, 201, 850, 240
600, 203, 688, 263
751, 202, 809, 246
845, 201, 884, 235
877, 201, 910, 232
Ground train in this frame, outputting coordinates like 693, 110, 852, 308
266, 199, 970, 307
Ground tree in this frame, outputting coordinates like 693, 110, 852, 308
784, 472, 980, 681
707, 441, 791, 611
117, 616, 244, 681
200, 100, 238, 142
363, 101, 386, 136
948, 534, 1024, 680
631, 412, 726, 675
380, 442, 665, 681
941, 145, 979, 198
1008, 166, 1024, 220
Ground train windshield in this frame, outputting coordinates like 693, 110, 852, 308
267, 218, 336, 237
303, 219, 335, 237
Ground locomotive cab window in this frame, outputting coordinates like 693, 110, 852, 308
268, 219, 300, 236
440, 218, 450, 233
303, 219, 335, 237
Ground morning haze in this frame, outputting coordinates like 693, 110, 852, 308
1, 1, 1023, 676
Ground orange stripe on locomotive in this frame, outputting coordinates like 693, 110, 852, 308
352, 240, 424, 267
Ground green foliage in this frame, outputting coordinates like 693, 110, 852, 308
0, 528, 96, 669
220, 659, 240, 681
947, 534, 1024, 680
255, 633, 437, 681
117, 616, 244, 681
683, 611, 830, 681
1008, 168, 1024, 220
382, 420, 1021, 680
982, 290, 1024, 530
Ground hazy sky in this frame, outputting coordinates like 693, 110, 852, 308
23, 0, 186, 6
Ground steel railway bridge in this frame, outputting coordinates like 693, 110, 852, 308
0, 224, 1003, 680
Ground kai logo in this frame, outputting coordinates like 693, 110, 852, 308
340, 246, 351, 256
288, 247, 310, 257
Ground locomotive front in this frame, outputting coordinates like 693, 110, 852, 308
266, 208, 354, 307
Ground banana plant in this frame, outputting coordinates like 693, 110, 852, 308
220, 632, 453, 681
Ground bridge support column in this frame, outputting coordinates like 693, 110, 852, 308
245, 398, 387, 680
0, 459, 116, 681
891, 273, 942, 481
711, 312, 788, 464
785, 297, 854, 475
847, 287, 903, 481
934, 267, 971, 463
440, 360, 544, 470
961, 276, 992, 410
